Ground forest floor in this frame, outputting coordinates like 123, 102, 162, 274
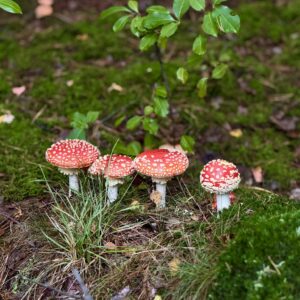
0, 0, 300, 299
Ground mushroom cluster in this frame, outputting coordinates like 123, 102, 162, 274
45, 139, 241, 212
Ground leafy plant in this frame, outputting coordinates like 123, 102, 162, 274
103, 0, 240, 152
0, 0, 22, 14
68, 111, 99, 140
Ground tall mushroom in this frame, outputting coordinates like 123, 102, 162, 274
88, 154, 134, 204
133, 149, 189, 208
200, 159, 240, 212
46, 139, 99, 196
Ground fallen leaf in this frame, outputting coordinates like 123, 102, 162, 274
108, 83, 124, 93
168, 258, 181, 275
104, 242, 117, 249
12, 86, 26, 96
76, 34, 89, 41
66, 80, 74, 87
0, 112, 15, 124
251, 166, 263, 183
154, 296, 162, 300
35, 5, 53, 18
150, 190, 161, 206
190, 215, 199, 221
270, 115, 298, 131
229, 129, 243, 138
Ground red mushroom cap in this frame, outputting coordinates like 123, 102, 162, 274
46, 139, 99, 169
89, 154, 134, 178
200, 159, 240, 194
133, 149, 189, 179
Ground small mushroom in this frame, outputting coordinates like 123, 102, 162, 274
200, 159, 240, 212
89, 154, 134, 204
46, 139, 99, 196
133, 149, 189, 208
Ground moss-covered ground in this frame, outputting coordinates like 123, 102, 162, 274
0, 0, 300, 299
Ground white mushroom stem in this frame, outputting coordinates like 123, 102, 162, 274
106, 178, 124, 204
69, 174, 79, 196
216, 193, 230, 212
59, 168, 79, 197
153, 178, 170, 209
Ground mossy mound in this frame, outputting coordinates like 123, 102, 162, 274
211, 210, 300, 299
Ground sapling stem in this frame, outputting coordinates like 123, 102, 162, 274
156, 182, 167, 209
216, 194, 230, 212
69, 174, 79, 197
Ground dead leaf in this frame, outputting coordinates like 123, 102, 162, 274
154, 296, 162, 300
35, 5, 53, 18
0, 112, 15, 124
190, 215, 199, 221
150, 190, 161, 206
12, 86, 26, 96
168, 258, 181, 275
104, 242, 117, 249
251, 166, 263, 183
270, 115, 298, 131
108, 83, 124, 93
76, 34, 89, 41
229, 129, 243, 138
66, 80, 74, 87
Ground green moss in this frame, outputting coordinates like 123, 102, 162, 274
211, 210, 300, 299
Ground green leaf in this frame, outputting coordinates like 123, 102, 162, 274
143, 117, 159, 135
126, 116, 142, 130
130, 16, 145, 37
192, 35, 207, 56
100, 6, 131, 19
160, 22, 179, 38
213, 0, 227, 6
128, 0, 138, 13
68, 128, 86, 140
144, 133, 158, 149
143, 11, 175, 29
86, 111, 99, 123
144, 106, 154, 116
126, 141, 142, 155
212, 63, 228, 79
155, 85, 168, 98
113, 15, 131, 32
173, 0, 190, 19
71, 112, 88, 129
189, 0, 205, 11
176, 67, 189, 84
153, 97, 169, 117
0, 0, 22, 14
187, 53, 203, 66
114, 115, 125, 127
213, 5, 240, 33
180, 135, 195, 153
197, 77, 208, 98
202, 12, 218, 37
146, 5, 170, 14
139, 34, 157, 51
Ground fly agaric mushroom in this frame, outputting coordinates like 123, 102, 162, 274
88, 154, 134, 204
46, 139, 99, 196
133, 149, 189, 208
200, 159, 240, 212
